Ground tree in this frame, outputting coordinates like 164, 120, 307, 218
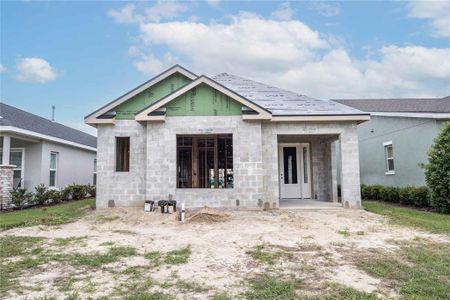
424, 122, 450, 213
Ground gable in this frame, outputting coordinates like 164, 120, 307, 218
115, 73, 192, 120
165, 83, 243, 116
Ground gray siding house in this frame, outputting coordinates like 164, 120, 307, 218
85, 65, 369, 209
334, 97, 450, 187
0, 103, 97, 206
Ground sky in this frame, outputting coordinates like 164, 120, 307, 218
1, 0, 449, 135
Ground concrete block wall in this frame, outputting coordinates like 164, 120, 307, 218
311, 139, 332, 201
146, 116, 264, 208
96, 121, 147, 208
96, 118, 361, 209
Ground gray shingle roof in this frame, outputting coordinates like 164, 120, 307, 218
0, 103, 96, 148
333, 97, 450, 113
213, 73, 366, 116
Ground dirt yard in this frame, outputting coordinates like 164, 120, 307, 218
1, 206, 448, 299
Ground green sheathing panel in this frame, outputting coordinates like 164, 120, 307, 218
165, 83, 243, 116
115, 73, 192, 119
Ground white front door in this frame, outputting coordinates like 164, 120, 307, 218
279, 143, 311, 199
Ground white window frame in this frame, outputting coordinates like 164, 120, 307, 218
383, 141, 395, 175
49, 152, 58, 187
0, 148, 25, 187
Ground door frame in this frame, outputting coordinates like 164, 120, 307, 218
278, 142, 312, 200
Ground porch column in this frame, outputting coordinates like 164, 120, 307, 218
0, 165, 14, 209
339, 125, 362, 208
2, 135, 11, 165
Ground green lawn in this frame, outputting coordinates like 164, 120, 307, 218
0, 198, 95, 230
363, 200, 450, 234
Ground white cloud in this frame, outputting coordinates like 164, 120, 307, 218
15, 57, 57, 83
407, 1, 450, 37
206, 0, 221, 7
271, 2, 294, 21
111, 6, 450, 98
310, 2, 340, 17
108, 0, 188, 24
0, 64, 6, 73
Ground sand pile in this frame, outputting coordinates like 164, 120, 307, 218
186, 207, 230, 223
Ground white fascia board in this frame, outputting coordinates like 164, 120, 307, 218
383, 141, 393, 146
135, 76, 272, 121
370, 112, 450, 119
270, 115, 370, 122
85, 66, 197, 125
0, 126, 97, 152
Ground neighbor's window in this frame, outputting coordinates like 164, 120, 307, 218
116, 137, 130, 172
384, 142, 395, 173
0, 149, 24, 187
93, 158, 97, 185
49, 152, 58, 187
177, 135, 233, 188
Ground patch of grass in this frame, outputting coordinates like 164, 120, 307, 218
54, 275, 79, 292
53, 236, 87, 247
66, 246, 137, 267
0, 198, 95, 230
212, 291, 232, 300
124, 291, 173, 300
356, 231, 365, 235
176, 279, 210, 293
357, 241, 450, 299
320, 282, 378, 300
337, 229, 350, 237
1, 255, 49, 295
244, 275, 296, 300
246, 244, 283, 265
363, 200, 450, 234
164, 246, 191, 265
99, 241, 115, 247
144, 251, 162, 267
0, 235, 45, 258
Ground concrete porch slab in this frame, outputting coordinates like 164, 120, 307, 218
279, 199, 342, 209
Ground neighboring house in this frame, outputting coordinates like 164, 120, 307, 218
85, 65, 369, 209
334, 97, 450, 187
0, 103, 97, 207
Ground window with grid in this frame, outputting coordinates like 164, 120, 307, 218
384, 144, 395, 173
49, 152, 58, 187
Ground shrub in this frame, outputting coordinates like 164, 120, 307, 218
381, 186, 400, 203
61, 186, 72, 200
399, 187, 413, 205
362, 185, 430, 208
86, 184, 96, 197
410, 186, 430, 207
424, 121, 450, 213
70, 184, 87, 200
34, 184, 49, 205
10, 188, 33, 209
47, 190, 63, 204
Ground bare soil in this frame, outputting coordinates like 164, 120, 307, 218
2, 207, 448, 299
